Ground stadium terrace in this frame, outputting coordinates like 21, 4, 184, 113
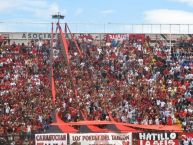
0, 23, 192, 145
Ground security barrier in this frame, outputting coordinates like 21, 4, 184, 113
1, 22, 193, 34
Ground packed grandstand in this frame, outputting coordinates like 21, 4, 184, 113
0, 27, 193, 144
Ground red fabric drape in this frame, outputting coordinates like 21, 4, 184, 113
51, 121, 182, 132
56, 112, 78, 133
59, 26, 70, 63
51, 69, 56, 103
51, 23, 56, 104
87, 125, 111, 133
114, 124, 141, 133
66, 23, 83, 57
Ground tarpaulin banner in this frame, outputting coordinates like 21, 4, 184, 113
105, 34, 145, 41
137, 132, 179, 145
69, 133, 132, 145
106, 34, 130, 40
35, 133, 67, 145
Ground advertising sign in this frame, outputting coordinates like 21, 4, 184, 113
138, 132, 179, 145
35, 133, 67, 145
70, 133, 132, 145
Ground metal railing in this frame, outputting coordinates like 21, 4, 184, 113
1, 22, 193, 34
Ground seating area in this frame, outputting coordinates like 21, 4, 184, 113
0, 34, 192, 144
0, 40, 54, 144
53, 34, 192, 131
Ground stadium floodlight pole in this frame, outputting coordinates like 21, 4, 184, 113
51, 12, 65, 48
52, 13, 78, 98
51, 12, 65, 51
52, 12, 65, 35
52, 12, 65, 25
50, 12, 65, 103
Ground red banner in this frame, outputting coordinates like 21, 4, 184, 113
105, 34, 145, 41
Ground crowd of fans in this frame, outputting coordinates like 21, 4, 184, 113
55, 34, 192, 132
0, 34, 192, 144
0, 40, 54, 144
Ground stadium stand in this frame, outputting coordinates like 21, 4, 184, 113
0, 40, 54, 144
0, 33, 192, 144
55, 34, 192, 131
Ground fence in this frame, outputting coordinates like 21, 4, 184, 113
1, 22, 193, 34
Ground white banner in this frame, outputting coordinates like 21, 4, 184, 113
35, 133, 67, 145
69, 133, 132, 145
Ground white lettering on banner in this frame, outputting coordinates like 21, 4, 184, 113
35, 133, 67, 145
107, 34, 129, 40
69, 133, 132, 145
139, 140, 176, 145
138, 133, 178, 145
22, 33, 58, 39
139, 133, 177, 140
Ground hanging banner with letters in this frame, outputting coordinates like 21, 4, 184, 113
137, 132, 179, 145
69, 133, 132, 145
35, 133, 67, 145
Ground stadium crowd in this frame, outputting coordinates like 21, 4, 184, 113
0, 34, 192, 144
0, 40, 54, 144
55, 34, 192, 132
